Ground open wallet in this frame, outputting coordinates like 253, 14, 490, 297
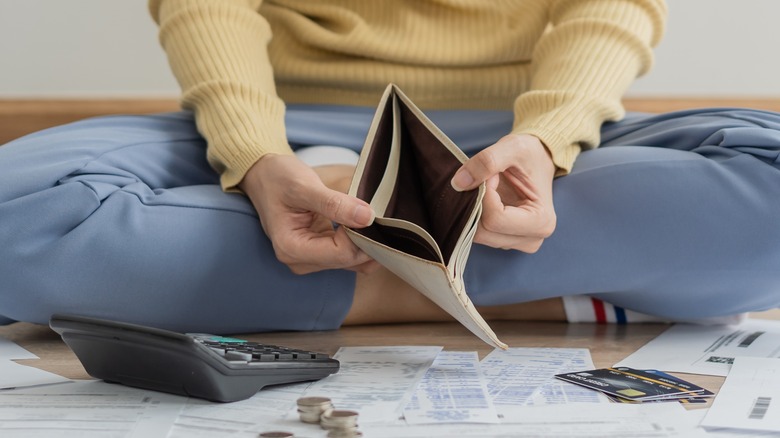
344, 84, 508, 350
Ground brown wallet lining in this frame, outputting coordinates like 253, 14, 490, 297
354, 93, 480, 265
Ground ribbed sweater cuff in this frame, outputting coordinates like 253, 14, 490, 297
512, 90, 624, 174
183, 80, 292, 191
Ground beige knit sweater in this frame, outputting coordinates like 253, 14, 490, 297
149, 0, 667, 191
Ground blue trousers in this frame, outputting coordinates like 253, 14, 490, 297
1, 106, 779, 333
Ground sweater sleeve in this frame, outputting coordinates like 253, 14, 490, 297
149, 0, 292, 192
512, 0, 667, 174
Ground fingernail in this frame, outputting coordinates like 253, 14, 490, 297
353, 205, 375, 226
451, 170, 474, 191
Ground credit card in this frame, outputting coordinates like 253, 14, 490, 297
555, 367, 713, 401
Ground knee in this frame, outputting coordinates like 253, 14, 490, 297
0, 112, 204, 203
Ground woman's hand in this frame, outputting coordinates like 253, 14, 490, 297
239, 154, 377, 274
451, 134, 557, 253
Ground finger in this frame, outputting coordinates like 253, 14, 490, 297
307, 185, 375, 228
486, 174, 500, 191
481, 178, 545, 237
480, 174, 555, 238
481, 201, 556, 238
478, 182, 541, 251
503, 167, 543, 202
278, 230, 374, 274
475, 226, 547, 253
290, 246, 378, 275
451, 139, 515, 191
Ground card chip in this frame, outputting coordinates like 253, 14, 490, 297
617, 389, 646, 397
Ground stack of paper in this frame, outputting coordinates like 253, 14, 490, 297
3, 318, 780, 437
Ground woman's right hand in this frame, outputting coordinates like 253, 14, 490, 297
239, 154, 377, 275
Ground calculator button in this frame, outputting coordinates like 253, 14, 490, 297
225, 350, 252, 361
253, 353, 276, 362
208, 347, 226, 356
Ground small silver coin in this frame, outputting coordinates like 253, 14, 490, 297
298, 406, 334, 414
297, 397, 335, 424
320, 421, 359, 431
299, 413, 326, 424
320, 410, 359, 430
296, 396, 332, 408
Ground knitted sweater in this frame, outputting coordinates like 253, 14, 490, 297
149, 0, 667, 191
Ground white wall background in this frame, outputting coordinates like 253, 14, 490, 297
1, 0, 779, 98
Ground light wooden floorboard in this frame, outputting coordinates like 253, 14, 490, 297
2, 97, 780, 145
1, 309, 778, 407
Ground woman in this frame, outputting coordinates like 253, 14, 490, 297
0, 0, 777, 332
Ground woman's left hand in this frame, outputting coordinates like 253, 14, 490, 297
451, 134, 558, 253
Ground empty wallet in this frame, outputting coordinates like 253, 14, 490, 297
345, 84, 508, 349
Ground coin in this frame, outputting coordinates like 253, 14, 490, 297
296, 396, 332, 407
297, 396, 335, 424
320, 410, 359, 430
258, 432, 294, 438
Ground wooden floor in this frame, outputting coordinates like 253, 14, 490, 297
0, 320, 703, 381
2, 97, 780, 146
3, 309, 779, 404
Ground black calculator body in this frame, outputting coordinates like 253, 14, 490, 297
49, 314, 339, 402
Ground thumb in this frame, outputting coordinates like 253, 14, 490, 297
451, 165, 476, 192
451, 148, 506, 192
313, 186, 376, 228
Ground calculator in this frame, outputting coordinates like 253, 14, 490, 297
49, 314, 340, 402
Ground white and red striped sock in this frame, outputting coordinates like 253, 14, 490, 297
561, 295, 746, 325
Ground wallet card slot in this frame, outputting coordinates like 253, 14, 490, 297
374, 217, 443, 262
354, 92, 395, 204
357, 221, 441, 263
368, 97, 402, 217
